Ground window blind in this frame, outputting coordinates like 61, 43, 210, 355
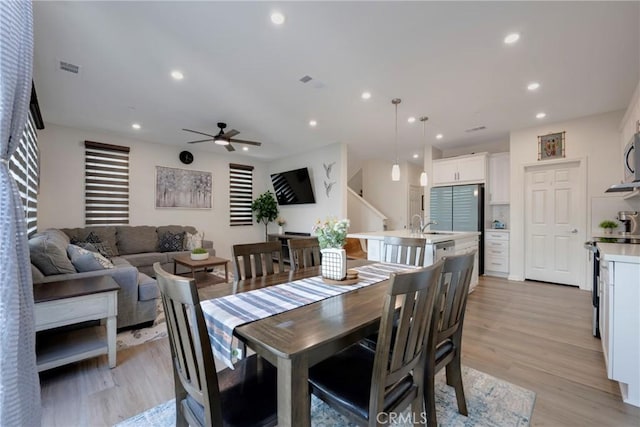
229, 163, 254, 226
9, 113, 39, 237
85, 141, 130, 226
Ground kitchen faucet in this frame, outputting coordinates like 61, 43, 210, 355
410, 214, 438, 233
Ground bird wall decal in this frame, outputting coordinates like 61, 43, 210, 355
323, 162, 335, 179
324, 181, 335, 197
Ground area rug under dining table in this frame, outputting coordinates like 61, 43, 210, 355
115, 365, 535, 426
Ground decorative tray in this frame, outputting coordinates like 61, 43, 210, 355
322, 277, 360, 285
322, 270, 359, 285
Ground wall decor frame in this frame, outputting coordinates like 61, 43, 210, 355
155, 166, 212, 209
538, 131, 565, 161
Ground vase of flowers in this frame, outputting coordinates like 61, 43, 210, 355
313, 217, 350, 281
276, 217, 286, 235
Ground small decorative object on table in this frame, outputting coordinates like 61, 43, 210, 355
313, 217, 350, 281
276, 216, 286, 235
599, 220, 618, 235
190, 247, 209, 261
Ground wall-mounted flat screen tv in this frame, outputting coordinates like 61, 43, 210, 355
270, 167, 316, 205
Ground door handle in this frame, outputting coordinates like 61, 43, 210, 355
570, 228, 578, 234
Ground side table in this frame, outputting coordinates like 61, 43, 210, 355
34, 275, 119, 371
173, 254, 230, 283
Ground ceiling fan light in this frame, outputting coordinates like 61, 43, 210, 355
391, 164, 400, 181
214, 138, 229, 146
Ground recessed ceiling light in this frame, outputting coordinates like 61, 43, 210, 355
170, 70, 184, 80
270, 12, 285, 25
536, 112, 546, 119
309, 120, 317, 127
407, 117, 416, 124
527, 82, 540, 91
504, 33, 520, 44
361, 91, 371, 100
413, 154, 419, 159
436, 133, 443, 140
242, 146, 249, 151
131, 123, 141, 130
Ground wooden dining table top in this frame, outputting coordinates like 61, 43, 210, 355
198, 259, 390, 362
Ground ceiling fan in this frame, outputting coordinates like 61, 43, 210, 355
182, 122, 262, 152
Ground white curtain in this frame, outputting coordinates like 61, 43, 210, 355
0, 1, 41, 425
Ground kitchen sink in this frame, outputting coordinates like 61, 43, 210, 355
422, 231, 455, 235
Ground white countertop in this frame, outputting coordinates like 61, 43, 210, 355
599, 243, 640, 264
348, 229, 480, 244
592, 233, 640, 239
486, 229, 509, 232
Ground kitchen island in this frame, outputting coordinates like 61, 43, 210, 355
597, 243, 640, 407
347, 230, 480, 290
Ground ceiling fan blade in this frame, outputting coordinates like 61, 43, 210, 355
186, 138, 213, 144
222, 129, 240, 138
182, 128, 216, 138
225, 143, 236, 152
229, 138, 262, 146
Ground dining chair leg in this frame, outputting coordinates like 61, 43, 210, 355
424, 369, 437, 427
446, 355, 468, 416
411, 394, 425, 426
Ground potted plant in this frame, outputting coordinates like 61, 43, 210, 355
599, 220, 618, 235
251, 191, 279, 241
276, 217, 286, 235
313, 217, 350, 280
190, 247, 209, 261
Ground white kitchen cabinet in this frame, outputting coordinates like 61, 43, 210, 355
484, 230, 509, 276
432, 153, 487, 186
600, 258, 640, 407
488, 152, 510, 204
454, 236, 480, 291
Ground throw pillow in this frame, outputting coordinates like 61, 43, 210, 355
29, 234, 77, 275
159, 231, 185, 253
81, 232, 116, 258
184, 231, 204, 250
67, 244, 114, 272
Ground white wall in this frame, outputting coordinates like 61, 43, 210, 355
266, 143, 347, 236
509, 110, 625, 283
37, 123, 269, 259
441, 139, 509, 158
362, 159, 417, 230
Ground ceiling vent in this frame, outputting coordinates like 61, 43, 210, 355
299, 75, 312, 83
465, 126, 486, 133
59, 60, 80, 74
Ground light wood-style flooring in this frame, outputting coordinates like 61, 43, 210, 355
39, 276, 640, 426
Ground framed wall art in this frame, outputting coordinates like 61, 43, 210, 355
155, 166, 212, 209
538, 131, 565, 161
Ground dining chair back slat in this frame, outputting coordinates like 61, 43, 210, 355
232, 241, 284, 280
288, 237, 322, 271
382, 236, 427, 266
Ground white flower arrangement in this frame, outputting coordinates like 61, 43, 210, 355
312, 217, 350, 249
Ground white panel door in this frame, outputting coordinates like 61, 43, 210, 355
525, 161, 585, 286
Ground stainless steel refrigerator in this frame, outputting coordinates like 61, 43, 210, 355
430, 184, 484, 274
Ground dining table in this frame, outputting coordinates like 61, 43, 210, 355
198, 259, 407, 427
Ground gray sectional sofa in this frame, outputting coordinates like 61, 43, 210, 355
29, 225, 214, 329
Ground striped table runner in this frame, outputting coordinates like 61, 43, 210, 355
200, 262, 416, 369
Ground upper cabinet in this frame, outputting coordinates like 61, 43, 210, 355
488, 152, 510, 205
432, 153, 487, 186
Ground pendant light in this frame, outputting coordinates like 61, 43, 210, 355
419, 116, 429, 187
391, 98, 401, 181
